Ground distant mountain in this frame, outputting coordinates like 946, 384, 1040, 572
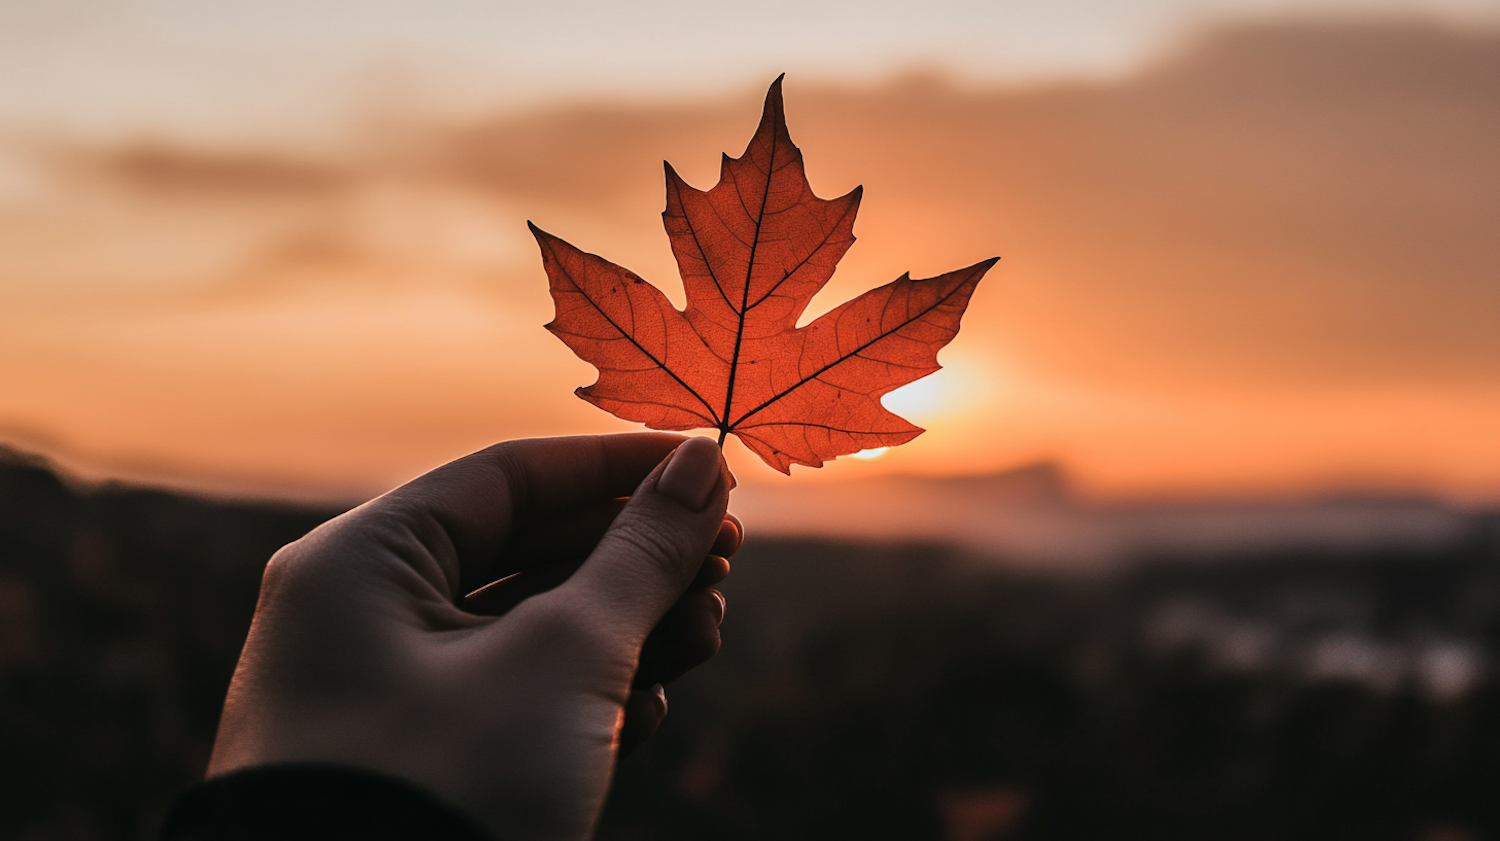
732, 461, 1487, 569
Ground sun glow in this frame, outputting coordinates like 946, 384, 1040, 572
851, 447, 890, 460
880, 354, 1001, 426
882, 376, 946, 419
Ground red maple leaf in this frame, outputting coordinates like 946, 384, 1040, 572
531, 77, 997, 473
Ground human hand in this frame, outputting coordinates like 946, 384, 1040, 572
207, 434, 739, 841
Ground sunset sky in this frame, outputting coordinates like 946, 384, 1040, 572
2, 1, 1498, 507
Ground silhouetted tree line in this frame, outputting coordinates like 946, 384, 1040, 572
2, 450, 1498, 840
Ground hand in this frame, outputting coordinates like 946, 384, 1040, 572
207, 434, 739, 841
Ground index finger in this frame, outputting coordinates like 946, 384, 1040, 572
490, 433, 692, 516
374, 433, 690, 594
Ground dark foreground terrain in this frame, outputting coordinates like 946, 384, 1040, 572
2, 449, 1498, 840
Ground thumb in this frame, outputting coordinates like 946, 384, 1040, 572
559, 436, 732, 639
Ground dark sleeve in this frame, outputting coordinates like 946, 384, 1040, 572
158, 763, 495, 841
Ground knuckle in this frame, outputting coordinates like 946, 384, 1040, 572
604, 512, 698, 579
258, 540, 318, 600
261, 532, 315, 580
258, 536, 340, 596
481, 439, 527, 476
258, 515, 359, 595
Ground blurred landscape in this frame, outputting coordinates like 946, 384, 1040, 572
4, 449, 1498, 841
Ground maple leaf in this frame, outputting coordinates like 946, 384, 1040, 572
531, 76, 997, 473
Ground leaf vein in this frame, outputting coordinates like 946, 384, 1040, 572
728, 278, 971, 429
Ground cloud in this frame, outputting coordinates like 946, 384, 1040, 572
99, 144, 349, 197
2, 21, 1498, 498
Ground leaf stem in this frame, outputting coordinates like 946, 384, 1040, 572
716, 427, 728, 448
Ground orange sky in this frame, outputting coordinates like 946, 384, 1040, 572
2, 22, 1498, 504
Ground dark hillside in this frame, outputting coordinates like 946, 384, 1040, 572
0, 449, 339, 840
2, 450, 1499, 840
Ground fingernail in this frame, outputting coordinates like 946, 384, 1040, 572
710, 590, 726, 626
658, 437, 724, 511
650, 683, 668, 717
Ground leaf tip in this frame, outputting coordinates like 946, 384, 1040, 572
766, 74, 786, 104
760, 75, 787, 129
970, 256, 1002, 281
956, 256, 1002, 282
